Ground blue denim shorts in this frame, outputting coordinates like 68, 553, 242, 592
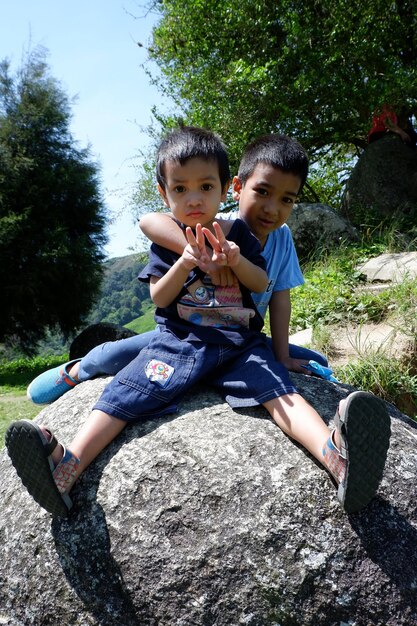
93, 329, 298, 422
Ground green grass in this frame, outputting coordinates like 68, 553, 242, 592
125, 306, 156, 334
0, 390, 43, 448
0, 354, 68, 448
335, 354, 417, 419
288, 231, 417, 333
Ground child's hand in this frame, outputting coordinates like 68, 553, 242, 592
202, 221, 241, 268
181, 224, 211, 271
282, 357, 311, 373
208, 265, 238, 287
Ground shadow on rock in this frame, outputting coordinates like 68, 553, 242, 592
350, 497, 417, 613
50, 415, 177, 626
52, 503, 140, 626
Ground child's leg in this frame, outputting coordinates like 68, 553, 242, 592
26, 331, 158, 405
263, 393, 331, 461
263, 391, 390, 513
77, 331, 158, 380
47, 410, 127, 475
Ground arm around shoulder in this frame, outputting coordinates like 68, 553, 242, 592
140, 212, 187, 254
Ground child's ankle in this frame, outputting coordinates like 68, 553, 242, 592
322, 431, 346, 484
67, 361, 80, 381
53, 449, 80, 495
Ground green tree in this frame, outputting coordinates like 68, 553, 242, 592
0, 49, 108, 352
138, 0, 416, 193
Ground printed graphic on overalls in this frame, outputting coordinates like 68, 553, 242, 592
145, 359, 175, 387
177, 277, 255, 328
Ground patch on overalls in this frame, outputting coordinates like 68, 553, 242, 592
145, 359, 175, 387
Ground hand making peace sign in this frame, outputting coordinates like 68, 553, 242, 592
202, 221, 241, 268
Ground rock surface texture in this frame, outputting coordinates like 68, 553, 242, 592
1, 375, 417, 626
287, 203, 358, 261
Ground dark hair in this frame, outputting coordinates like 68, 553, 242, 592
238, 134, 309, 190
156, 126, 230, 190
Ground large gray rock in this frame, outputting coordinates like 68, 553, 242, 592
342, 135, 417, 225
287, 203, 358, 261
1, 375, 417, 626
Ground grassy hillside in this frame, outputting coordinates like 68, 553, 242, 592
88, 252, 152, 327
125, 306, 156, 334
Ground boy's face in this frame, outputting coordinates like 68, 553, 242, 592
233, 163, 302, 247
158, 157, 228, 228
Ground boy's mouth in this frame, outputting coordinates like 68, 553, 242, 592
258, 217, 275, 228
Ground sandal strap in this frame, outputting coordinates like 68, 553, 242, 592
43, 429, 59, 456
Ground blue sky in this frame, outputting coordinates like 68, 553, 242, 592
1, 1, 164, 258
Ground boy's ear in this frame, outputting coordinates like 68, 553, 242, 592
232, 176, 243, 201
157, 183, 170, 208
221, 180, 231, 202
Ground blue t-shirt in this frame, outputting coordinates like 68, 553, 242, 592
138, 219, 266, 345
220, 210, 304, 319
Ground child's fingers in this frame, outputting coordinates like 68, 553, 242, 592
194, 223, 206, 251
212, 221, 232, 256
201, 226, 221, 253
185, 226, 198, 248
212, 221, 227, 247
209, 266, 237, 286
211, 251, 227, 265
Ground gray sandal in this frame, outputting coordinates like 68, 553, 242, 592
335, 391, 391, 513
5, 420, 73, 517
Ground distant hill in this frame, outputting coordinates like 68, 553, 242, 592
87, 252, 153, 327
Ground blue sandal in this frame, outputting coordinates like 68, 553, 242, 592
27, 359, 81, 404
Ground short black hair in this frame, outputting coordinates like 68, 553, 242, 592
156, 126, 230, 190
238, 134, 309, 190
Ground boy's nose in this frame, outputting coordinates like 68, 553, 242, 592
263, 201, 277, 215
187, 192, 203, 206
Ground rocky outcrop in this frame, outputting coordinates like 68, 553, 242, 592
358, 251, 417, 283
287, 203, 358, 261
341, 135, 417, 225
1, 375, 417, 626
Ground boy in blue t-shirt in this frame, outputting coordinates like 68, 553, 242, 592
7, 126, 390, 518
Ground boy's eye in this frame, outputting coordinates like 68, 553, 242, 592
283, 197, 296, 205
254, 187, 268, 196
173, 185, 186, 193
201, 183, 213, 191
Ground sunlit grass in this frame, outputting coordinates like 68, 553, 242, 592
335, 354, 417, 420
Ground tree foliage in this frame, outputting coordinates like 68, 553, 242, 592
140, 0, 416, 185
0, 49, 108, 352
